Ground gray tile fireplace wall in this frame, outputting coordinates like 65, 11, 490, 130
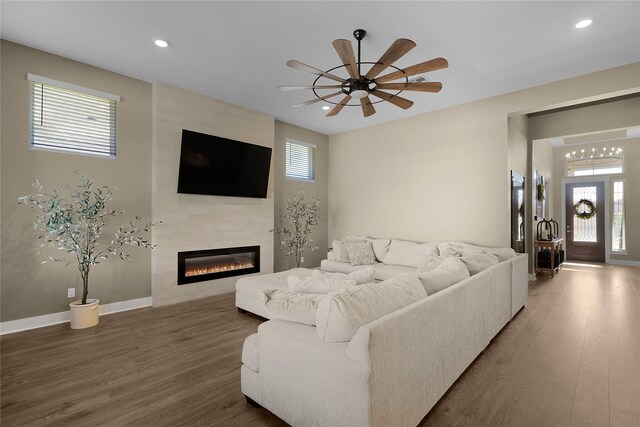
152, 82, 275, 306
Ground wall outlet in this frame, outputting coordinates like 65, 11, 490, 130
301, 257, 304, 263
67, 288, 75, 298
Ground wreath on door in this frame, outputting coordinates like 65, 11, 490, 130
573, 199, 596, 220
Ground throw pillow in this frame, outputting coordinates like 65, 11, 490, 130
287, 275, 357, 294
416, 253, 447, 274
316, 275, 427, 342
262, 289, 325, 326
459, 252, 499, 275
313, 266, 375, 285
437, 241, 466, 257
345, 241, 376, 266
368, 238, 391, 262
332, 239, 351, 263
417, 257, 470, 295
383, 240, 439, 267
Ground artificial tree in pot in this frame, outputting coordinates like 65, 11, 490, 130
278, 191, 320, 269
19, 174, 157, 329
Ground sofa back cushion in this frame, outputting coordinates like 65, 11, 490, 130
262, 290, 325, 326
418, 257, 470, 295
316, 275, 427, 342
459, 252, 499, 275
383, 240, 439, 267
368, 238, 391, 262
416, 254, 447, 274
313, 266, 375, 285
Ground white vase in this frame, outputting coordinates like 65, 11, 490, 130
69, 299, 100, 329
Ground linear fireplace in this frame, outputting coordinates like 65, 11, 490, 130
177, 246, 260, 285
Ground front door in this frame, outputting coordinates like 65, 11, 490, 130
565, 182, 605, 262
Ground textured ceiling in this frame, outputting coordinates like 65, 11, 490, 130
2, 1, 640, 135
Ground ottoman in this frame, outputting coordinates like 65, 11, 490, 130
235, 268, 314, 318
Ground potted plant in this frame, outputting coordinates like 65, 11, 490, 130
18, 174, 156, 329
278, 191, 320, 269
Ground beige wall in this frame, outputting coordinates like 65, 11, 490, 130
273, 121, 329, 271
328, 63, 640, 248
1, 41, 152, 322
152, 83, 275, 306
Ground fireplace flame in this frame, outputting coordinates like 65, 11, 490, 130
185, 261, 254, 277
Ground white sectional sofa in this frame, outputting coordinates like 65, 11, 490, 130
241, 253, 528, 426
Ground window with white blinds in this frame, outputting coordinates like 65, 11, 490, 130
285, 140, 316, 181
28, 74, 119, 158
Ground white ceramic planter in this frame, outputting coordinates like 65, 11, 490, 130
69, 299, 100, 329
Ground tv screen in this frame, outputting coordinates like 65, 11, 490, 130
177, 129, 272, 198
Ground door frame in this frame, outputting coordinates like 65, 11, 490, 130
560, 175, 611, 264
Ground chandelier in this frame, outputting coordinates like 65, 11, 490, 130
565, 146, 623, 172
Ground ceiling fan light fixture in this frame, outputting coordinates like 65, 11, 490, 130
322, 105, 330, 110
154, 39, 169, 48
350, 89, 369, 99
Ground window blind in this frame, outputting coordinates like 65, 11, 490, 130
28, 74, 119, 158
286, 140, 315, 181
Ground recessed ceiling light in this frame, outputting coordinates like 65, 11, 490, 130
575, 19, 593, 29
154, 39, 169, 48
322, 106, 330, 111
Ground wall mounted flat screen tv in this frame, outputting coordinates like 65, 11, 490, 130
177, 129, 272, 198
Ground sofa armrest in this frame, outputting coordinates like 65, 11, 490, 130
257, 320, 371, 427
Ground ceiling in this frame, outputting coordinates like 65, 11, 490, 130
2, 1, 640, 135
545, 126, 640, 147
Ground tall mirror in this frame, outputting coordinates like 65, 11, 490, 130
511, 171, 525, 253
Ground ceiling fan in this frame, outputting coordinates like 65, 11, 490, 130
277, 29, 448, 118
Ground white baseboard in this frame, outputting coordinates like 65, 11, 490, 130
528, 273, 537, 281
608, 259, 640, 266
0, 297, 152, 335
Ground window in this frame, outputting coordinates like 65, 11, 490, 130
28, 74, 119, 158
285, 139, 315, 181
612, 181, 626, 251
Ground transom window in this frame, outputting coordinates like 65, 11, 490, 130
565, 146, 623, 177
285, 139, 315, 181
28, 74, 119, 158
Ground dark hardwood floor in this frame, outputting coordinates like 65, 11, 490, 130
2, 263, 639, 426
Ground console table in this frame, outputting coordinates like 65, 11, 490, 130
534, 238, 564, 277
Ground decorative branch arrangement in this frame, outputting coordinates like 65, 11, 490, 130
18, 174, 158, 305
278, 192, 320, 268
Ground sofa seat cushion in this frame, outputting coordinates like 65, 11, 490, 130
320, 260, 414, 281
242, 333, 259, 372
316, 275, 427, 342
418, 257, 470, 295
313, 266, 375, 285
288, 275, 357, 294
321, 259, 379, 275
374, 264, 417, 280
236, 268, 313, 298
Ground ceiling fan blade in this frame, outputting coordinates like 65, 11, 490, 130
360, 97, 376, 117
364, 38, 416, 80
292, 91, 344, 107
375, 57, 449, 83
369, 90, 414, 110
326, 95, 351, 117
376, 82, 443, 93
277, 84, 343, 91
332, 39, 360, 79
287, 60, 347, 83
